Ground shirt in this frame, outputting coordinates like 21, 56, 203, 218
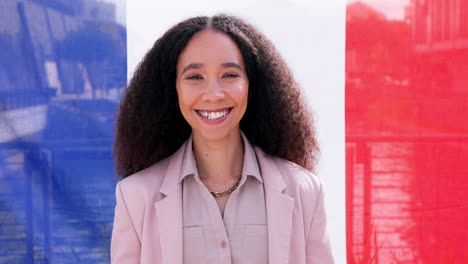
180, 133, 268, 264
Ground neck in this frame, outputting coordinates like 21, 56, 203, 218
192, 130, 244, 184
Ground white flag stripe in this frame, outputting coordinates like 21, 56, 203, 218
127, 1, 346, 262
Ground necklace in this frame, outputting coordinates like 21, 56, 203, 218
210, 176, 242, 197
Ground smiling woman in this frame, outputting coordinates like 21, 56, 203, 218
111, 14, 334, 264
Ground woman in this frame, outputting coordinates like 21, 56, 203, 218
111, 14, 334, 264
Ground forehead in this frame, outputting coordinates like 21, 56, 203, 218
177, 30, 244, 67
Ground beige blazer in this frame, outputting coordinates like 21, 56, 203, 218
111, 140, 334, 264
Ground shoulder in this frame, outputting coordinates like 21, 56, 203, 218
117, 156, 171, 201
117, 139, 188, 199
257, 151, 327, 232
272, 156, 323, 195
254, 146, 323, 202
254, 146, 323, 194
266, 155, 326, 227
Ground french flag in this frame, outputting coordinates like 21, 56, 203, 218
0, 0, 466, 263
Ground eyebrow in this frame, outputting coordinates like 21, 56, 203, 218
180, 62, 243, 76
180, 63, 203, 76
221, 62, 243, 71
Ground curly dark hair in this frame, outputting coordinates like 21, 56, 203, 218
114, 14, 319, 178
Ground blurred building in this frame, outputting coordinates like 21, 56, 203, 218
0, 0, 125, 262
411, 0, 468, 94
412, 0, 468, 50
0, 0, 126, 141
346, 1, 468, 263
81, 0, 116, 22
27, 0, 116, 22
346, 1, 386, 22
346, 2, 411, 86
0, 0, 125, 105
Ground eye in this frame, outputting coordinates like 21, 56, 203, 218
223, 73, 239, 78
186, 74, 203, 80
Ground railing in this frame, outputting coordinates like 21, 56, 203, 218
346, 134, 468, 263
0, 138, 114, 263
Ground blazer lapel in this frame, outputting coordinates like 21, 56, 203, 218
155, 193, 183, 264
154, 142, 187, 264
255, 147, 295, 264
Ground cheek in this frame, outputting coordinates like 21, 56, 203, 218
235, 81, 249, 107
176, 92, 193, 123
177, 86, 199, 114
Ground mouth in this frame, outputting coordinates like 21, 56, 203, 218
195, 107, 233, 121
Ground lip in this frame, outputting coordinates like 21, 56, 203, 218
195, 107, 233, 125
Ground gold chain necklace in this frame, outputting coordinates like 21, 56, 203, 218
210, 176, 242, 197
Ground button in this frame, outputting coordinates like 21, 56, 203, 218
220, 240, 228, 248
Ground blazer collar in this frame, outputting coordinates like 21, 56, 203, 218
154, 142, 186, 264
158, 141, 187, 196
253, 146, 286, 191
158, 136, 289, 193
178, 132, 263, 184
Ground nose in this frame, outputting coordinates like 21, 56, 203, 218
202, 80, 225, 102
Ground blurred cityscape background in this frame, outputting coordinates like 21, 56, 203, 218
0, 0, 126, 263
346, 0, 468, 263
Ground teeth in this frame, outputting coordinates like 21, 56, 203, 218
198, 109, 229, 120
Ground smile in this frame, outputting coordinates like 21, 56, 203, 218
196, 108, 232, 120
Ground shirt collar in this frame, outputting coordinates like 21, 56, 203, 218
178, 131, 263, 183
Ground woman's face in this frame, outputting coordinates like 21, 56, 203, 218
176, 30, 249, 143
